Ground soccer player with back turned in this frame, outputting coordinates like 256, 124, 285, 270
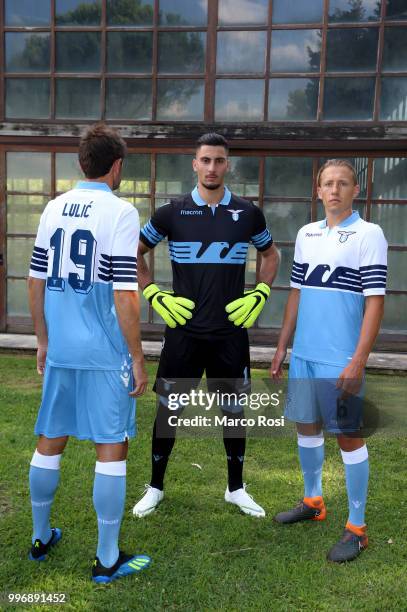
271, 160, 387, 562
133, 133, 280, 518
28, 125, 151, 582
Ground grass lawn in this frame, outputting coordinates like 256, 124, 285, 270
0, 354, 406, 611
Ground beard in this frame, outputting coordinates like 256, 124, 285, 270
202, 181, 221, 190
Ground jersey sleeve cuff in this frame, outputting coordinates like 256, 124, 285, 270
139, 232, 155, 249
363, 287, 386, 296
290, 281, 302, 289
255, 238, 273, 252
113, 282, 139, 291
29, 270, 47, 280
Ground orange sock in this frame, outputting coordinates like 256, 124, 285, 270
303, 496, 326, 521
303, 495, 324, 509
346, 521, 367, 537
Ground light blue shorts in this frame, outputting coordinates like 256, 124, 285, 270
35, 364, 136, 443
285, 355, 364, 434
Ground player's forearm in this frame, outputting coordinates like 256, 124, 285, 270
351, 295, 384, 367
114, 290, 145, 362
276, 288, 300, 351
27, 277, 48, 346
137, 249, 153, 291
258, 245, 280, 287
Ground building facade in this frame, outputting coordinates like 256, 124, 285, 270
1, 0, 406, 346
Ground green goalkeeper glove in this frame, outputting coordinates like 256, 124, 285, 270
143, 283, 195, 329
225, 282, 270, 328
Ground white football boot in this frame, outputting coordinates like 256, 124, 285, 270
225, 484, 265, 517
132, 485, 164, 518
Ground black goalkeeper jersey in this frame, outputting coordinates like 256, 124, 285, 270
140, 186, 273, 337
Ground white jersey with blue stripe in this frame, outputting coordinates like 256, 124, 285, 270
29, 181, 139, 370
290, 211, 388, 366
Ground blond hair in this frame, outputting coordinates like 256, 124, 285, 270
317, 159, 357, 186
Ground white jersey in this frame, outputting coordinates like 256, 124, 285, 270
290, 211, 388, 366
29, 181, 139, 370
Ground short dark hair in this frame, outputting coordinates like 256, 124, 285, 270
78, 123, 127, 179
196, 132, 229, 153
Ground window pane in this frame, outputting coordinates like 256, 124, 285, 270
154, 241, 173, 283
107, 32, 152, 73
159, 32, 206, 73
159, 0, 207, 26
7, 279, 30, 316
228, 157, 260, 197
107, 0, 154, 26
106, 79, 152, 119
318, 157, 369, 198
140, 294, 149, 322
7, 153, 51, 193
323, 77, 375, 119
258, 289, 289, 327
387, 251, 407, 290
6, 79, 50, 119
371, 204, 407, 245
272, 0, 323, 24
245, 246, 257, 285
6, 33, 50, 73
380, 78, 407, 121
326, 28, 378, 72
56, 79, 100, 118
218, 0, 268, 25
385, 0, 407, 20
157, 80, 204, 120
7, 195, 48, 234
56, 33, 101, 72
217, 31, 267, 74
263, 202, 311, 241
56, 0, 101, 25
265, 157, 313, 197
270, 30, 321, 73
373, 157, 407, 199
269, 78, 319, 120
329, 0, 382, 22
5, 0, 50, 26
215, 80, 264, 121
156, 155, 194, 194
125, 198, 151, 228
7, 237, 35, 277
119, 155, 151, 194
383, 27, 407, 71
381, 295, 407, 332
56, 153, 82, 192
274, 245, 294, 286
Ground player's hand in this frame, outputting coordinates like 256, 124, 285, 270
270, 347, 287, 380
36, 344, 47, 376
143, 283, 195, 328
225, 282, 270, 328
336, 361, 365, 398
130, 360, 148, 397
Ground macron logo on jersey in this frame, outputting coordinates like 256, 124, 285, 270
180, 210, 203, 216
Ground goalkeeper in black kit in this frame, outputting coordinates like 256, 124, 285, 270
133, 133, 280, 518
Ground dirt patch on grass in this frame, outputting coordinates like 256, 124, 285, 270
0, 485, 13, 518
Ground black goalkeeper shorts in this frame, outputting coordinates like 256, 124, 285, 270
153, 327, 251, 398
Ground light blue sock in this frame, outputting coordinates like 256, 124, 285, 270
29, 451, 61, 544
297, 433, 324, 499
341, 445, 369, 527
93, 461, 126, 568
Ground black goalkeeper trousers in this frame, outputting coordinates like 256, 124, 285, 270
150, 401, 247, 492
